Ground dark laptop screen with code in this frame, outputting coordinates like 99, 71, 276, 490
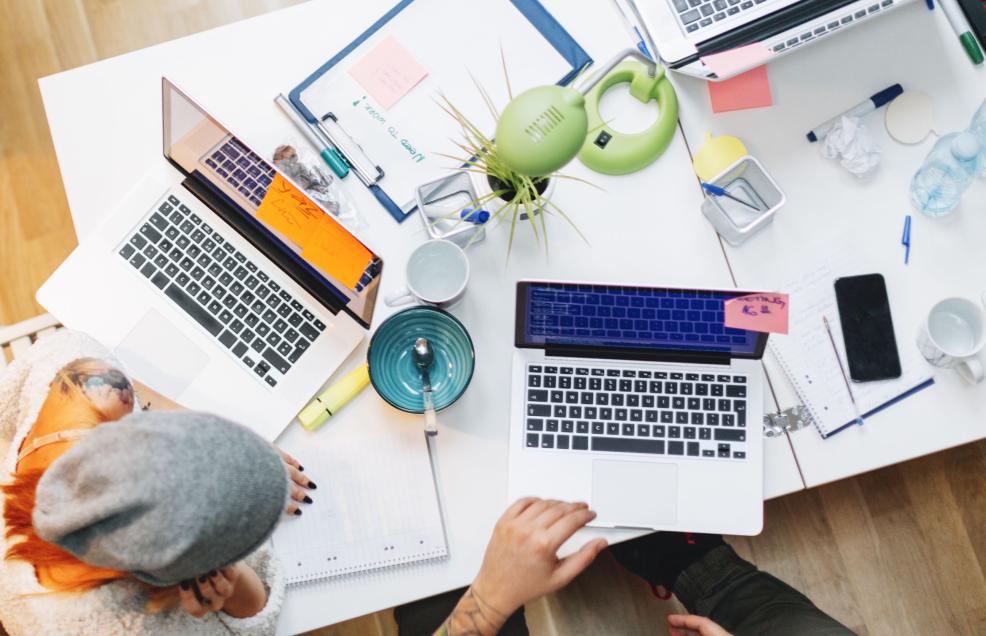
516, 281, 767, 359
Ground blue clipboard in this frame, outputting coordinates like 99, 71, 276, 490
288, 0, 592, 223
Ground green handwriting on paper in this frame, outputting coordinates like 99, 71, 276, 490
351, 95, 426, 164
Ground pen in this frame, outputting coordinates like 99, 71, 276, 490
901, 215, 912, 265
297, 363, 370, 431
822, 316, 864, 428
938, 0, 985, 65
701, 181, 760, 211
806, 84, 903, 143
274, 94, 350, 179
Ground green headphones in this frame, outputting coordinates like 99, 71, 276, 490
494, 52, 678, 178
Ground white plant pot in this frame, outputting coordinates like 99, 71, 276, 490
469, 172, 555, 222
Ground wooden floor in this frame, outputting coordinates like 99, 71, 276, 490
3, 2, 986, 635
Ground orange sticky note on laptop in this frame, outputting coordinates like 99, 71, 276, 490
301, 215, 373, 290
256, 174, 322, 247
724, 293, 789, 334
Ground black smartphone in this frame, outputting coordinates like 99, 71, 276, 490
833, 274, 902, 382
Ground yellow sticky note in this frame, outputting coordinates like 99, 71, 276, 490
301, 214, 373, 290
256, 174, 322, 247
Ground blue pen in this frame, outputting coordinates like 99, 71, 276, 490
902, 215, 912, 264
460, 208, 490, 224
926, 0, 934, 9
701, 182, 760, 211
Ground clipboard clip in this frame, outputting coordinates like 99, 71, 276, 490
316, 112, 385, 187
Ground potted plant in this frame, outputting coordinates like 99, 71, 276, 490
436, 77, 591, 257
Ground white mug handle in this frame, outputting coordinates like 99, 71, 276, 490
384, 286, 416, 307
956, 358, 984, 384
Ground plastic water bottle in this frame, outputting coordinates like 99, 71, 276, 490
910, 132, 981, 217
970, 97, 986, 178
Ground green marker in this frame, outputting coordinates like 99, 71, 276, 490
274, 94, 350, 178
940, 0, 984, 65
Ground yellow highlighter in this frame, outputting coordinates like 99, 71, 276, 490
297, 363, 370, 431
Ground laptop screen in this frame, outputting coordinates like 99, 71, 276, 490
516, 281, 769, 360
161, 78, 381, 328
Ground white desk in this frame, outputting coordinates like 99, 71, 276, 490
41, 0, 963, 632
675, 0, 986, 488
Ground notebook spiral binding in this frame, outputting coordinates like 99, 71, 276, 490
285, 548, 450, 585
764, 343, 822, 438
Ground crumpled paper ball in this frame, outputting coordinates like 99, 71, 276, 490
820, 115, 882, 178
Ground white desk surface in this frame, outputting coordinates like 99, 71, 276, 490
36, 0, 985, 632
676, 0, 986, 488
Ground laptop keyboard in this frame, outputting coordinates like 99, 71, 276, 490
117, 193, 326, 389
524, 364, 749, 461
672, 0, 770, 34
768, 1, 895, 54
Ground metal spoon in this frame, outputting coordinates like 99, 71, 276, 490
413, 338, 438, 436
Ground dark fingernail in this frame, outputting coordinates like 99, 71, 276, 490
308, 480, 317, 489
199, 575, 208, 583
180, 581, 190, 590
208, 570, 217, 578
303, 495, 313, 504
298, 465, 304, 471
294, 508, 302, 516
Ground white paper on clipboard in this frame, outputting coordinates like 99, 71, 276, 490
295, 0, 581, 210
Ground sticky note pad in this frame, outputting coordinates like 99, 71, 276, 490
256, 174, 323, 247
708, 65, 773, 113
724, 293, 789, 334
701, 43, 773, 78
301, 214, 373, 290
349, 36, 429, 110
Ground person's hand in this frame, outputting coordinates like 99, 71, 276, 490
179, 566, 241, 618
277, 448, 315, 516
667, 614, 733, 636
471, 498, 608, 616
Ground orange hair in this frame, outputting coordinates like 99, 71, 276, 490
2, 363, 178, 609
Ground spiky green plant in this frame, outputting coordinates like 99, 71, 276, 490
433, 54, 595, 258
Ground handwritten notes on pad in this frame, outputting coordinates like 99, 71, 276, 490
350, 36, 429, 110
768, 251, 933, 438
725, 293, 789, 334
256, 174, 372, 289
272, 423, 448, 583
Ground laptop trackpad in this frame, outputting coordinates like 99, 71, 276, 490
591, 460, 678, 528
115, 309, 208, 398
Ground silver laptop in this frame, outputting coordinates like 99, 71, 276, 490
638, 0, 916, 80
507, 280, 769, 535
37, 78, 383, 441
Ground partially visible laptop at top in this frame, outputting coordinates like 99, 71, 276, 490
639, 0, 917, 80
38, 78, 383, 441
507, 280, 770, 535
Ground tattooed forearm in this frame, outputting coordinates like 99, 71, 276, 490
58, 358, 135, 414
434, 587, 508, 636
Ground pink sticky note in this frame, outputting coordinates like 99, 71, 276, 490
724, 293, 789, 334
700, 43, 773, 77
708, 65, 773, 113
349, 36, 429, 110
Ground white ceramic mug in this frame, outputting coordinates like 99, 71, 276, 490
384, 240, 470, 309
916, 295, 986, 384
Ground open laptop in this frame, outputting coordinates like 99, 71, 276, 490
639, 0, 917, 80
507, 280, 769, 535
37, 78, 383, 441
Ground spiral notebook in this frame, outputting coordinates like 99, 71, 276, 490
272, 424, 448, 584
768, 251, 934, 439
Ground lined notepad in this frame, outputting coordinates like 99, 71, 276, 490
768, 250, 934, 438
272, 425, 448, 584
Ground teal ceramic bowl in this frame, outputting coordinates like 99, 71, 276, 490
368, 307, 475, 413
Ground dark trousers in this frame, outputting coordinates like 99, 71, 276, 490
672, 545, 855, 636
394, 542, 853, 636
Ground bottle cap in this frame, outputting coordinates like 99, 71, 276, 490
951, 132, 981, 161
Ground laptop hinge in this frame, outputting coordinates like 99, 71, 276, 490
763, 406, 814, 438
544, 345, 731, 367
